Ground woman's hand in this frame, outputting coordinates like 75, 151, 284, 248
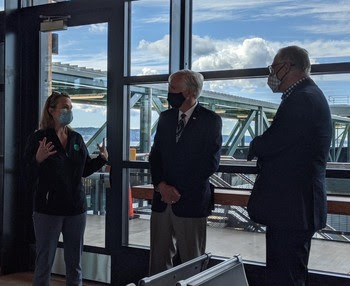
36, 137, 57, 164
97, 138, 108, 162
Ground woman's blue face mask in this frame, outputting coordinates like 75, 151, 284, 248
59, 108, 73, 125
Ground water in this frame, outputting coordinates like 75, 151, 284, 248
74, 127, 250, 146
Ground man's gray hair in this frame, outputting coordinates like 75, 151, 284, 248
169, 70, 204, 98
278, 46, 311, 75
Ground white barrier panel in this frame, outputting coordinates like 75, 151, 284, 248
138, 253, 212, 286
176, 255, 248, 286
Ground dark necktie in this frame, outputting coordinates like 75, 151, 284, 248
176, 113, 186, 142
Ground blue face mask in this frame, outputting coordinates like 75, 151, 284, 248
59, 108, 73, 125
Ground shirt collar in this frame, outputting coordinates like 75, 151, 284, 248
178, 101, 198, 123
281, 77, 308, 101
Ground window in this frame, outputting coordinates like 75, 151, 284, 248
39, 23, 108, 248
124, 0, 350, 277
130, 0, 170, 75
192, 0, 350, 72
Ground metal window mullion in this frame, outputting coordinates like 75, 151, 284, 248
348, 125, 350, 162
170, 0, 191, 73
183, 0, 192, 70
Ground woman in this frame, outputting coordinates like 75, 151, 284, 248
24, 92, 108, 286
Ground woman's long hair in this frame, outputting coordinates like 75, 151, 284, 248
39, 91, 72, 130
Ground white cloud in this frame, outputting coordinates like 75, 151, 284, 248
193, 1, 350, 36
138, 35, 169, 57
89, 23, 108, 33
133, 0, 168, 6
139, 67, 159, 75
132, 0, 169, 24
130, 34, 169, 75
141, 15, 169, 24
192, 0, 289, 23
192, 37, 276, 71
73, 103, 106, 115
132, 31, 350, 75
191, 35, 350, 70
192, 35, 217, 57
298, 40, 350, 59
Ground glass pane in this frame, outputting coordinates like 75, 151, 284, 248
192, 0, 350, 71
0, 1, 3, 11
22, 0, 69, 7
129, 79, 276, 159
129, 75, 350, 165
129, 83, 167, 155
326, 178, 350, 196
129, 168, 152, 246
39, 23, 108, 247
201, 75, 350, 164
129, 169, 350, 275
130, 0, 170, 75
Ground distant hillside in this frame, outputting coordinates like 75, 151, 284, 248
75, 127, 99, 142
74, 127, 140, 144
74, 127, 251, 145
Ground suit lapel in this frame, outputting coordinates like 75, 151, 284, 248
171, 109, 180, 145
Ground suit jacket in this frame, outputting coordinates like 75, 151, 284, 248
149, 104, 222, 218
248, 78, 332, 231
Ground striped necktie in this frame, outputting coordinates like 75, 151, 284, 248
176, 113, 186, 142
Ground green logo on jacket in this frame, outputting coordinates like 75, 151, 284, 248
74, 144, 80, 151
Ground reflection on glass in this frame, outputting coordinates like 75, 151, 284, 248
192, 0, 350, 71
39, 24, 108, 247
129, 83, 167, 155
130, 0, 170, 75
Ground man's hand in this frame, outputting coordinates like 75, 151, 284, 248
157, 182, 181, 204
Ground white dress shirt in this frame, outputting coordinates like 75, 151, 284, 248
178, 101, 198, 125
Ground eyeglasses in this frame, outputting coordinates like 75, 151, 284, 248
48, 91, 70, 108
268, 62, 294, 74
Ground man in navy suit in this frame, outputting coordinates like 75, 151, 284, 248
247, 46, 332, 285
149, 69, 222, 275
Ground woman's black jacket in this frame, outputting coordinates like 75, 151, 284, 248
24, 128, 106, 216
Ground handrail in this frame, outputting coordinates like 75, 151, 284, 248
130, 185, 350, 216
121, 159, 350, 178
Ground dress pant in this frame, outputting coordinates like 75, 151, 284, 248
149, 204, 207, 275
32, 212, 86, 286
266, 227, 315, 286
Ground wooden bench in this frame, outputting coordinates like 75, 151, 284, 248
131, 185, 350, 215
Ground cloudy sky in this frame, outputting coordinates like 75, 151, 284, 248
38, 0, 350, 132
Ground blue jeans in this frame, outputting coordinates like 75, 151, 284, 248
32, 212, 86, 286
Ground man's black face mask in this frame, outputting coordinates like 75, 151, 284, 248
167, 92, 186, 108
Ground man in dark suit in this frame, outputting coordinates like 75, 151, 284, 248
149, 69, 222, 275
247, 46, 332, 285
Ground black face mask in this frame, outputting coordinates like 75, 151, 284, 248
167, 92, 186, 108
